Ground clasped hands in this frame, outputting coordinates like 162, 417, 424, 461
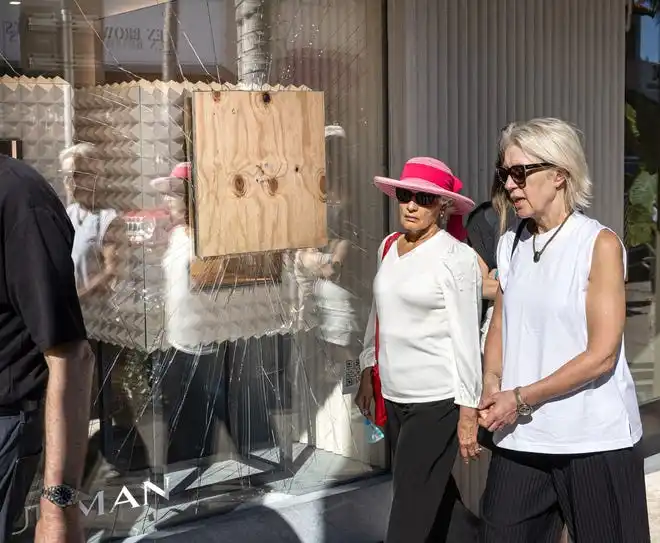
478, 377, 520, 433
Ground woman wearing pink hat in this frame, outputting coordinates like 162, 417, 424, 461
149, 162, 238, 466
355, 157, 483, 542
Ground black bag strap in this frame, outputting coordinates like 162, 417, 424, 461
511, 219, 529, 259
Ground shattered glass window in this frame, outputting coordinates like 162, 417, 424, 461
0, 0, 388, 538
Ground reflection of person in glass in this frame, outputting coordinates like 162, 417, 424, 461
294, 239, 356, 346
290, 125, 355, 342
59, 143, 141, 477
311, 127, 358, 357
59, 143, 123, 301
150, 163, 236, 465
355, 157, 482, 542
478, 118, 649, 542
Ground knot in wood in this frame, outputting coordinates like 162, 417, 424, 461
266, 177, 278, 195
233, 174, 247, 197
319, 174, 327, 202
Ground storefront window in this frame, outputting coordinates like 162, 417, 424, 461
0, 0, 387, 538
625, 1, 660, 406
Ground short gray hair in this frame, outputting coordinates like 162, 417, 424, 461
59, 142, 101, 176
499, 118, 592, 211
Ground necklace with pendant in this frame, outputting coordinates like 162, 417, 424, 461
532, 211, 574, 263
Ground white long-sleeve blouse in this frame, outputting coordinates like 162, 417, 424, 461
359, 230, 483, 408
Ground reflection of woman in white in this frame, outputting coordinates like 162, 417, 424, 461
294, 239, 356, 349
355, 157, 482, 543
294, 124, 357, 349
60, 143, 137, 479
60, 143, 123, 303
150, 163, 236, 465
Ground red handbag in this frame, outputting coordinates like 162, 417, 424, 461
372, 232, 402, 427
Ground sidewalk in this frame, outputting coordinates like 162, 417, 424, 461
124, 460, 660, 542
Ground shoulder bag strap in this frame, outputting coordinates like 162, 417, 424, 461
375, 232, 402, 363
510, 219, 528, 259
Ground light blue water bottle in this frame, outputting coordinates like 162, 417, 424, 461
364, 418, 385, 444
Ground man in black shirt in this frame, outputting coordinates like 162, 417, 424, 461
0, 155, 93, 543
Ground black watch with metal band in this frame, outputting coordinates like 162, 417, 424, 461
513, 387, 533, 417
41, 484, 80, 508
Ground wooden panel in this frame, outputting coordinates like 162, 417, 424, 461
191, 89, 327, 257
189, 252, 283, 290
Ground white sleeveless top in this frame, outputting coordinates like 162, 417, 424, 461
67, 203, 118, 291
494, 213, 642, 454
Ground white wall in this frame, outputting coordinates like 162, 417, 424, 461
387, 0, 626, 236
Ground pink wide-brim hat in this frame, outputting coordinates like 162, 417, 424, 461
374, 157, 475, 215
150, 162, 191, 196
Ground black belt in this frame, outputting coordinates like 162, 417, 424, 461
0, 399, 42, 417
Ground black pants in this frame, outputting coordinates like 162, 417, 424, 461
385, 399, 478, 543
480, 445, 650, 543
0, 407, 43, 542
154, 347, 233, 464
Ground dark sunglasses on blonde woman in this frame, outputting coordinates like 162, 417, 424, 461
395, 188, 438, 207
496, 162, 554, 186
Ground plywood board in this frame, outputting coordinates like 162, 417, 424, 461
189, 252, 283, 290
191, 89, 327, 257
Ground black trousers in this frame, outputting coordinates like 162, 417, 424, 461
480, 445, 650, 543
153, 347, 233, 464
0, 407, 43, 542
385, 398, 478, 543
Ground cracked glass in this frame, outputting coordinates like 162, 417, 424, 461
0, 0, 388, 538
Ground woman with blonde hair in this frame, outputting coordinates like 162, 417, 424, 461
478, 118, 650, 542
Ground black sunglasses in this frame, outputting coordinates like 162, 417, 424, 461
496, 162, 554, 186
395, 188, 438, 207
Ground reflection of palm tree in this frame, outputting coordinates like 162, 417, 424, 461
235, 0, 268, 85
162, 0, 179, 82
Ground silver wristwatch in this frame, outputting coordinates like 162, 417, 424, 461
41, 484, 79, 508
514, 387, 533, 417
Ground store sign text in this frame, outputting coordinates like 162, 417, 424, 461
2, 21, 18, 43
78, 477, 171, 516
104, 25, 164, 51
15, 477, 172, 532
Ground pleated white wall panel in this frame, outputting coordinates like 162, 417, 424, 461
388, 0, 625, 234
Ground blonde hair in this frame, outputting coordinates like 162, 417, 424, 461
492, 133, 513, 234
59, 142, 101, 176
499, 118, 592, 213
491, 178, 511, 234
